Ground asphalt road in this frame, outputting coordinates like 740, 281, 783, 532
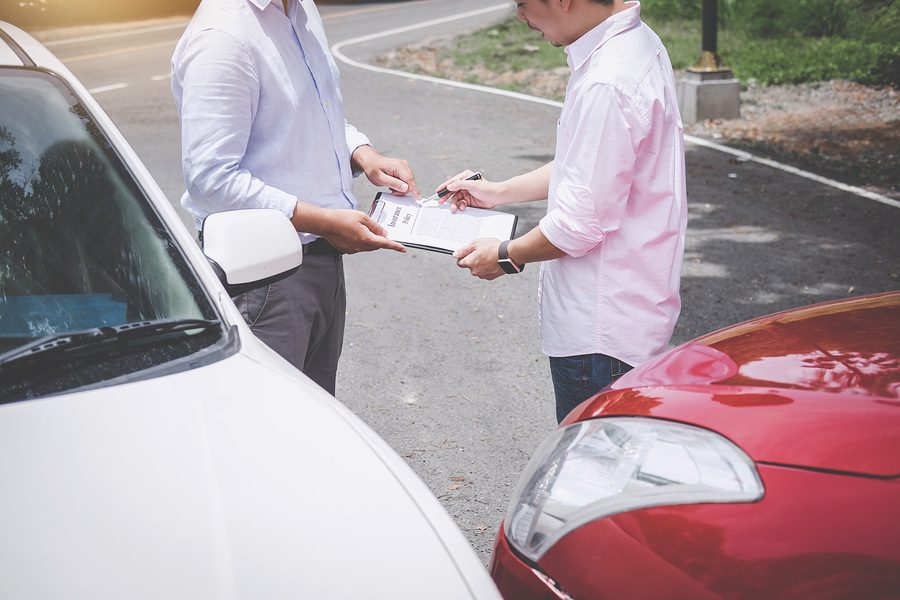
32, 0, 900, 563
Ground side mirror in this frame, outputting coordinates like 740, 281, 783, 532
201, 209, 302, 291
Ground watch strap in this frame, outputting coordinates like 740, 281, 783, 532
498, 239, 524, 274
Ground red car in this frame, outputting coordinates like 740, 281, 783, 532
491, 292, 900, 599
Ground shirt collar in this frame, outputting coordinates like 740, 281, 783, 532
247, 0, 294, 10
565, 1, 642, 71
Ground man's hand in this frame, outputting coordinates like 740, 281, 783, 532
291, 201, 406, 254
321, 209, 406, 254
436, 170, 505, 213
351, 145, 420, 199
454, 238, 504, 280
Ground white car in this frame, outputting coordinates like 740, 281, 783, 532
0, 21, 500, 600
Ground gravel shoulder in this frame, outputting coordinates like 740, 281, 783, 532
378, 41, 899, 199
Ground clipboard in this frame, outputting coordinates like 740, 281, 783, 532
368, 192, 518, 255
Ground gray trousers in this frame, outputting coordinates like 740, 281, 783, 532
231, 253, 346, 395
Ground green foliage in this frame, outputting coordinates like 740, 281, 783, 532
721, 37, 898, 86
641, 17, 703, 69
643, 8, 897, 86
846, 0, 900, 44
796, 0, 851, 37
640, 0, 739, 25
873, 43, 900, 87
730, 0, 900, 40
731, 0, 801, 38
639, 0, 703, 21
714, 0, 897, 86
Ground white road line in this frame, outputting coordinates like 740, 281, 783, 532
63, 40, 176, 64
331, 6, 563, 103
332, 5, 900, 209
684, 135, 900, 208
43, 21, 189, 47
151, 74, 172, 81
323, 0, 440, 21
88, 82, 129, 95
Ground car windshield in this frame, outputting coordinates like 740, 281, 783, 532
0, 68, 227, 397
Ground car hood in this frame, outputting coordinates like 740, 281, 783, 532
0, 351, 496, 599
581, 293, 900, 477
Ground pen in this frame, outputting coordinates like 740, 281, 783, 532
419, 172, 482, 205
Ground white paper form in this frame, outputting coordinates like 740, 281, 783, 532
369, 194, 517, 254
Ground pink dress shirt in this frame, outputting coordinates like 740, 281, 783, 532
538, 2, 687, 366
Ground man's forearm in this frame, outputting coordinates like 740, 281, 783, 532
498, 162, 553, 205
290, 200, 334, 235
507, 224, 566, 265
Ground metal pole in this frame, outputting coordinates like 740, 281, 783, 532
702, 0, 718, 56
690, 0, 724, 72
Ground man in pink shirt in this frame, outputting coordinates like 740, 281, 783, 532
445, 0, 687, 422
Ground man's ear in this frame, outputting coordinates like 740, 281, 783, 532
560, 0, 574, 13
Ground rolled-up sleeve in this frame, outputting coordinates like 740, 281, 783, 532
344, 120, 370, 177
174, 29, 298, 217
344, 121, 370, 156
540, 83, 645, 257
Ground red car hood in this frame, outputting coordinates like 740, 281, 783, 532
573, 293, 900, 477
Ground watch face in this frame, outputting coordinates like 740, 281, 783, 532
498, 258, 520, 274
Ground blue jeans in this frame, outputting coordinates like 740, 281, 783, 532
549, 353, 633, 423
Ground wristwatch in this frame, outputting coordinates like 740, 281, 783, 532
497, 239, 524, 274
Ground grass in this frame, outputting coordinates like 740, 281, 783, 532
446, 18, 566, 75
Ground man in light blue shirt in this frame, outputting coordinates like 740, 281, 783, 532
172, 0, 419, 394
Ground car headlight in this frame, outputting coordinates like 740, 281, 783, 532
504, 417, 764, 562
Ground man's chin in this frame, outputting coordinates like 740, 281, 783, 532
535, 31, 562, 47
543, 35, 562, 48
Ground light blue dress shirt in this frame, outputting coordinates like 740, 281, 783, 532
172, 0, 370, 242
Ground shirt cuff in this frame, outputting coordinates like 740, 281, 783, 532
346, 129, 372, 178
263, 186, 300, 219
539, 208, 602, 258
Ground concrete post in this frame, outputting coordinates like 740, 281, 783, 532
678, 71, 741, 124
676, 0, 741, 124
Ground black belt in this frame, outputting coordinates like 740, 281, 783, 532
303, 238, 341, 256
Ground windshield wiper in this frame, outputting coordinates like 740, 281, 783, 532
0, 318, 221, 368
